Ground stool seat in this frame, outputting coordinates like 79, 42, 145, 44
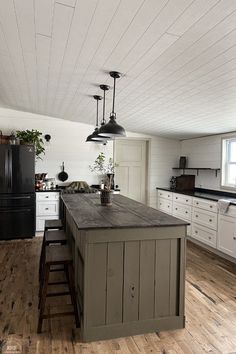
45, 219, 63, 230
46, 245, 72, 265
45, 230, 67, 245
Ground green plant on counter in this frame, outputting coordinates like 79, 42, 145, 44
89, 152, 118, 191
16, 129, 45, 159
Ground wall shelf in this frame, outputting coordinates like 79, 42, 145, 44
172, 167, 221, 177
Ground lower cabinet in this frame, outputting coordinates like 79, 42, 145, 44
192, 223, 217, 248
217, 214, 236, 258
36, 191, 60, 231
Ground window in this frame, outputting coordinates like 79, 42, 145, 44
221, 137, 236, 189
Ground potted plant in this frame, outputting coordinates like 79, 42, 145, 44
16, 129, 45, 160
89, 152, 118, 206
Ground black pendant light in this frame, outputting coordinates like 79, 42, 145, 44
86, 95, 103, 143
98, 71, 126, 138
92, 84, 111, 142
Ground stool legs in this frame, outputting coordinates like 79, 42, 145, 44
38, 264, 50, 333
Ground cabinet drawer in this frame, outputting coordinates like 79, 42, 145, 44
192, 207, 217, 230
173, 193, 192, 206
220, 204, 236, 217
173, 202, 192, 221
36, 201, 59, 216
193, 197, 217, 213
36, 192, 60, 201
157, 190, 172, 200
157, 198, 172, 214
192, 223, 217, 248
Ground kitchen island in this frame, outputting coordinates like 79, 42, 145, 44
61, 193, 187, 342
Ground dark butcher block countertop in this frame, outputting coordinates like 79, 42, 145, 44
156, 187, 236, 204
62, 193, 188, 230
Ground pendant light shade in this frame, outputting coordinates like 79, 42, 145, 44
86, 95, 103, 143
91, 84, 111, 142
98, 71, 126, 138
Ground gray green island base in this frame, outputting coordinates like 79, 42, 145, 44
61, 194, 187, 342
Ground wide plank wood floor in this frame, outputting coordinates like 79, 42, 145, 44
0, 238, 236, 354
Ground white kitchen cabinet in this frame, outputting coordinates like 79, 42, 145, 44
193, 197, 217, 213
173, 202, 192, 221
217, 215, 236, 257
36, 191, 60, 232
192, 223, 217, 248
173, 193, 192, 206
157, 190, 172, 201
192, 207, 217, 231
157, 198, 172, 214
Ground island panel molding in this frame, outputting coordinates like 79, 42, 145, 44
62, 193, 187, 342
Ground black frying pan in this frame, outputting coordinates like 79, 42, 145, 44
58, 162, 68, 182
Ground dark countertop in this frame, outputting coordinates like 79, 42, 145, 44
156, 187, 236, 204
62, 193, 188, 230
36, 189, 62, 192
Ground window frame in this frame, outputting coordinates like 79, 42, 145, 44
221, 136, 236, 190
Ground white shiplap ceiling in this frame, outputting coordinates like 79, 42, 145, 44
1, 0, 236, 139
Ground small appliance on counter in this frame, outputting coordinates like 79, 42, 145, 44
170, 174, 195, 191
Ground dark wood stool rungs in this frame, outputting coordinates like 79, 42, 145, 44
38, 245, 80, 333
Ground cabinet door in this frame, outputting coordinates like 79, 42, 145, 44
217, 215, 236, 257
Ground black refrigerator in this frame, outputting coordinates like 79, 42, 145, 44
0, 145, 35, 240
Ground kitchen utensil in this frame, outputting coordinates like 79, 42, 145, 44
58, 162, 68, 182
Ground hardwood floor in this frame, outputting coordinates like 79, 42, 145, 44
0, 239, 236, 354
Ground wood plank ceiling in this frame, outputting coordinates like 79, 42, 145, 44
0, 0, 236, 139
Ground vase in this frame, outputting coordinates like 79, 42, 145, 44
100, 190, 112, 206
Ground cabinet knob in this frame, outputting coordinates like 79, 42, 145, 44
196, 202, 199, 205
168, 195, 170, 197
209, 219, 212, 222
185, 211, 188, 214
186, 199, 188, 202
175, 208, 178, 210
233, 237, 236, 240
196, 215, 198, 218
160, 203, 162, 205
208, 236, 212, 240
168, 205, 170, 208
195, 230, 198, 234
176, 197, 178, 199
45, 208, 49, 210
210, 205, 213, 208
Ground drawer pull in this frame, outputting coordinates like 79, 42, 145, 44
195, 230, 198, 234
160, 193, 162, 196
233, 237, 236, 240
45, 208, 49, 210
160, 203, 162, 205
186, 199, 188, 202
209, 219, 212, 222
168, 195, 170, 197
185, 211, 188, 214
195, 214, 198, 218
45, 196, 49, 198
210, 205, 213, 208
208, 236, 212, 240
196, 202, 199, 205
175, 208, 178, 210
168, 205, 170, 208
176, 197, 178, 199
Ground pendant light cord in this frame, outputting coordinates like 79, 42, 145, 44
103, 89, 106, 124
112, 76, 116, 115
96, 99, 99, 128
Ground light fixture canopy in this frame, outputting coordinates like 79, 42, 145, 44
86, 95, 103, 143
98, 71, 126, 139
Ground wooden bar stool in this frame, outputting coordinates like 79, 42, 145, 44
38, 244, 80, 333
45, 219, 63, 231
39, 229, 67, 283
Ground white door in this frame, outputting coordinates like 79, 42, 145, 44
217, 215, 236, 257
114, 139, 147, 204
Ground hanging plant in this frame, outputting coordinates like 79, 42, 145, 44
16, 129, 45, 160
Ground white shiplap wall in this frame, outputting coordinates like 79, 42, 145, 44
181, 133, 236, 193
0, 108, 181, 206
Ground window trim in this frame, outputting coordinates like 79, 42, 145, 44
221, 136, 236, 190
